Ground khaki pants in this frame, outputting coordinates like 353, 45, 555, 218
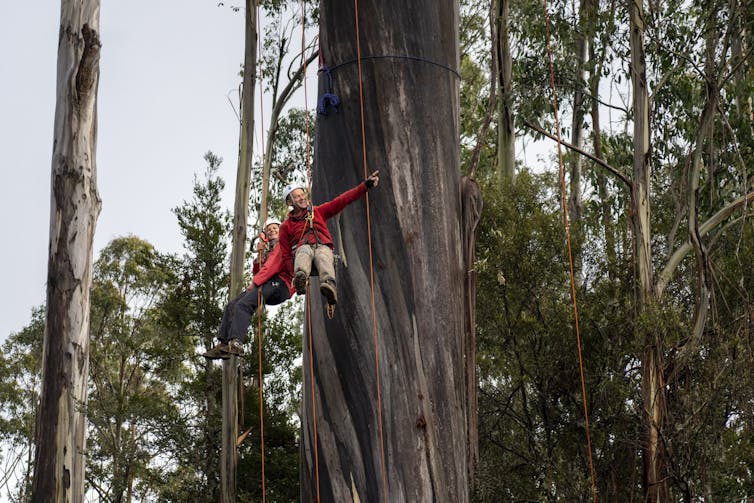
295, 244, 336, 285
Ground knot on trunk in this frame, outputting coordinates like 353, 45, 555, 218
76, 23, 101, 98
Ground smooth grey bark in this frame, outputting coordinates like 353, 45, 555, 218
495, 0, 515, 185
629, 2, 668, 501
568, 0, 589, 223
222, 1, 256, 501
32, 2, 102, 502
302, 1, 468, 501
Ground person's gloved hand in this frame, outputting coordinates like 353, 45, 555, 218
256, 234, 267, 252
365, 170, 380, 188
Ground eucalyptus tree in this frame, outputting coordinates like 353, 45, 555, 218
224, 1, 258, 494
168, 152, 230, 500
628, 0, 754, 498
466, 0, 754, 499
221, 2, 319, 497
85, 236, 184, 502
33, 1, 101, 501
302, 1, 469, 501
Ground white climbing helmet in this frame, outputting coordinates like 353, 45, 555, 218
264, 218, 282, 230
282, 184, 306, 205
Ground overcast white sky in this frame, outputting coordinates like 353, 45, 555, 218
0, 2, 300, 340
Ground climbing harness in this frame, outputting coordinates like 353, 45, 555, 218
542, 0, 597, 500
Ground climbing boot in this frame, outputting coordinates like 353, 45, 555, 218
320, 280, 337, 306
227, 339, 244, 356
202, 342, 230, 360
294, 270, 308, 295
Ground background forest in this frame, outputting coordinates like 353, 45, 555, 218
2, 0, 753, 501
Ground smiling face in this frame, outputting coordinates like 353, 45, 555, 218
264, 223, 280, 240
288, 188, 309, 212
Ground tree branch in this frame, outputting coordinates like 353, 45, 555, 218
656, 190, 754, 296
522, 120, 632, 188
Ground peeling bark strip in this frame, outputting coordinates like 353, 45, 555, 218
302, 1, 468, 501
32, 2, 101, 502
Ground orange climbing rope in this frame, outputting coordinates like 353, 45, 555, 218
255, 2, 268, 500
541, 1, 597, 500
301, 1, 322, 501
353, 1, 389, 501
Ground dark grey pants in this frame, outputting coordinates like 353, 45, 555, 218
218, 275, 290, 344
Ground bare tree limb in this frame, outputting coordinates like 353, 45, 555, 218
656, 190, 754, 297
522, 120, 632, 188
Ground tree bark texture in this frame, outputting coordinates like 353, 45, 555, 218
303, 1, 467, 501
222, 2, 257, 501
32, 2, 102, 502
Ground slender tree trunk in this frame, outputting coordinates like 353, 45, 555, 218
629, 1, 668, 501
222, 1, 256, 501
32, 2, 102, 501
685, 28, 719, 356
730, 0, 752, 140
462, 176, 482, 487
304, 1, 468, 501
588, 12, 615, 273
496, 0, 515, 185
568, 0, 589, 224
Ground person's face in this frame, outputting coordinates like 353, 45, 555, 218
289, 188, 308, 211
265, 223, 280, 240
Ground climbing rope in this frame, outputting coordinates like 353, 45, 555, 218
541, 1, 597, 500
301, 1, 322, 501
353, 1, 389, 501
255, 2, 268, 499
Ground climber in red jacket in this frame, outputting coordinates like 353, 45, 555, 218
277, 170, 380, 306
202, 219, 293, 360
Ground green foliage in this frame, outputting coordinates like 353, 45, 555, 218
474, 171, 640, 500
0, 307, 44, 502
237, 294, 304, 501
86, 235, 189, 501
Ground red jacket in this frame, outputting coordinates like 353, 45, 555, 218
252, 238, 278, 274
278, 182, 369, 278
251, 245, 294, 295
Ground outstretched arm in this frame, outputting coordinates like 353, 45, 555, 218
319, 170, 380, 220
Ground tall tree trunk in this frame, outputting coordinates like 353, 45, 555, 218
629, 1, 668, 501
32, 2, 102, 501
496, 0, 515, 185
305, 1, 468, 501
222, 1, 257, 501
568, 0, 589, 224
587, 0, 615, 274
